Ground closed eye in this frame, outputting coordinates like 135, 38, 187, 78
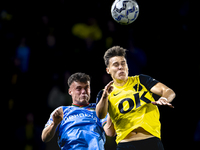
76, 86, 82, 91
121, 61, 126, 66
113, 62, 119, 67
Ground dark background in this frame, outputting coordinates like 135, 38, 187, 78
2, 0, 200, 149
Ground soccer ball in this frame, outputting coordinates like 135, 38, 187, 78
111, 0, 139, 25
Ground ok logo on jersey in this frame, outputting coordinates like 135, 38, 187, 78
118, 92, 151, 114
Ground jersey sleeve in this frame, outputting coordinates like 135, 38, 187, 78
139, 74, 159, 91
96, 89, 104, 104
45, 114, 53, 128
100, 113, 108, 127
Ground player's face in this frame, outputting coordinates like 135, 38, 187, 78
106, 56, 129, 82
68, 81, 91, 105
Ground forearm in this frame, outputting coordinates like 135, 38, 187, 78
41, 122, 59, 142
96, 92, 109, 119
151, 82, 176, 103
161, 88, 176, 103
103, 115, 116, 137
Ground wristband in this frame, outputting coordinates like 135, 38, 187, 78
160, 97, 168, 101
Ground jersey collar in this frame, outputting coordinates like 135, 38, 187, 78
114, 77, 130, 89
72, 103, 89, 108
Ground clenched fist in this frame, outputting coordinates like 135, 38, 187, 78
53, 107, 63, 125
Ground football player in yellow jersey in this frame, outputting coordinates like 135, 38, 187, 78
96, 46, 176, 150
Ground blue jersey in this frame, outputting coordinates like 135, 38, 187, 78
45, 103, 107, 150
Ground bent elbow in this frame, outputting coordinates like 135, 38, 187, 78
173, 91, 176, 99
104, 125, 116, 137
171, 89, 176, 99
99, 114, 107, 119
41, 136, 46, 143
41, 136, 50, 143
96, 112, 107, 119
41, 131, 50, 143
41, 134, 47, 143
168, 89, 176, 103
105, 131, 116, 137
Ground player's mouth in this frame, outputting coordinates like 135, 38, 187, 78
80, 95, 89, 100
118, 71, 125, 76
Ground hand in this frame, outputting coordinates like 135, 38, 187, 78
52, 107, 63, 125
151, 97, 174, 108
103, 81, 114, 98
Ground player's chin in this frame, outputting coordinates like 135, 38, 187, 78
79, 97, 89, 104
117, 75, 127, 81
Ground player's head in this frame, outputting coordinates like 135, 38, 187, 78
68, 72, 91, 105
104, 46, 129, 82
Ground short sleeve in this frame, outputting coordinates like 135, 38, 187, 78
139, 74, 159, 91
45, 114, 53, 128
100, 113, 108, 127
96, 90, 104, 104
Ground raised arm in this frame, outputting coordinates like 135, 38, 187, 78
96, 81, 113, 119
41, 107, 63, 142
150, 82, 176, 108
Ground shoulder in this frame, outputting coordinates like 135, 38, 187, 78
51, 106, 63, 114
138, 74, 158, 83
88, 103, 97, 108
51, 106, 71, 115
96, 89, 104, 104
138, 74, 159, 91
61, 106, 71, 112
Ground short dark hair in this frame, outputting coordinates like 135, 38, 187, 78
68, 72, 90, 87
104, 46, 127, 66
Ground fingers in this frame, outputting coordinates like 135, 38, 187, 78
105, 81, 114, 89
108, 85, 114, 93
53, 108, 63, 125
53, 108, 63, 118
168, 104, 174, 108
151, 99, 174, 108
58, 107, 63, 114
53, 111, 60, 119
105, 81, 114, 94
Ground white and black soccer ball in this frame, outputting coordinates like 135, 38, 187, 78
111, 0, 139, 25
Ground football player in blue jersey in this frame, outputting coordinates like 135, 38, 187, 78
41, 72, 113, 150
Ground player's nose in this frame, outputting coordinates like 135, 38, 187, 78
119, 65, 123, 70
81, 88, 86, 94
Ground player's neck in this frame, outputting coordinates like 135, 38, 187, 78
114, 77, 128, 87
72, 103, 89, 107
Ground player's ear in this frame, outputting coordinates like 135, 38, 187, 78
106, 67, 110, 74
68, 88, 72, 96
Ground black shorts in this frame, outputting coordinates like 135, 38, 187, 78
117, 137, 164, 150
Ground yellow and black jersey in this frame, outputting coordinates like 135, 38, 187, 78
97, 74, 161, 144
